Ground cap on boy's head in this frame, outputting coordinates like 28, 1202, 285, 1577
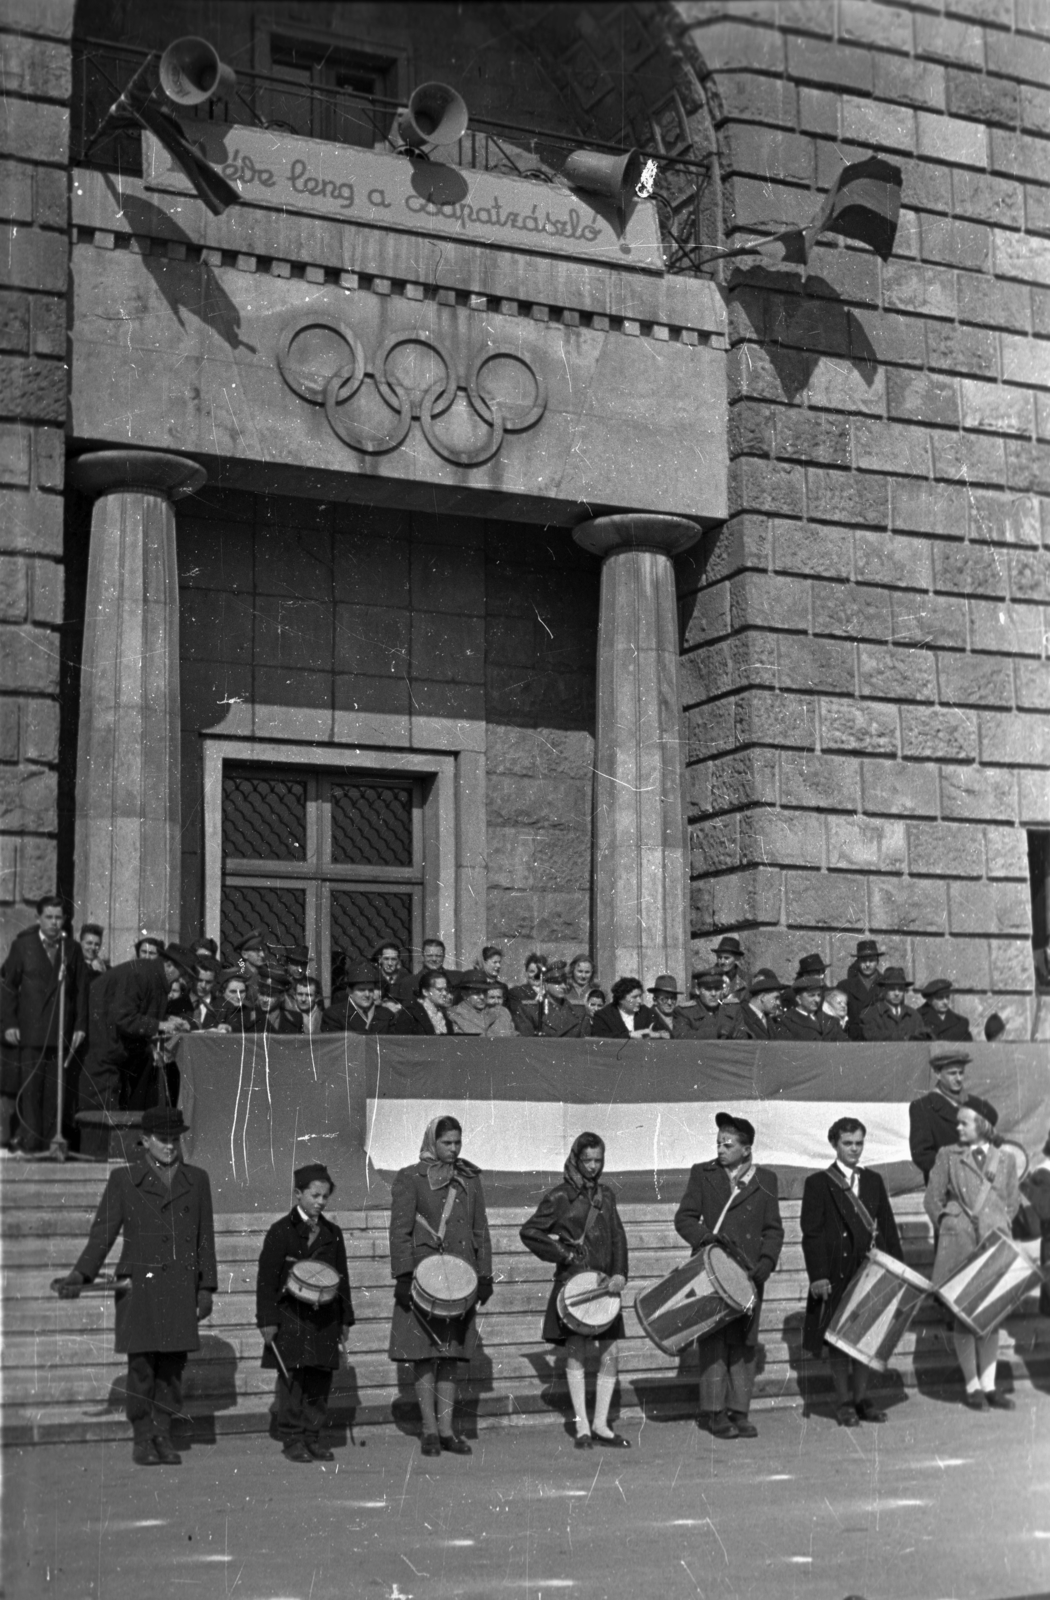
141, 1106, 188, 1139
716, 1111, 756, 1146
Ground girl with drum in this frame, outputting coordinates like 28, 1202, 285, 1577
925, 1100, 1020, 1411
256, 1163, 354, 1463
388, 1116, 494, 1458
519, 1132, 630, 1450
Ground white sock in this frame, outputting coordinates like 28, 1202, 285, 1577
593, 1371, 617, 1436
977, 1331, 1000, 1393
566, 1357, 589, 1435
953, 1328, 980, 1392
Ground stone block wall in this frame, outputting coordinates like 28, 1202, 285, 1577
176, 491, 597, 969
676, 0, 1050, 1034
0, 1, 74, 948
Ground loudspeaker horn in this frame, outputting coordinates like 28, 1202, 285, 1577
563, 147, 644, 207
395, 81, 469, 151
160, 36, 236, 108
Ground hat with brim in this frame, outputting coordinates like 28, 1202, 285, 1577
343, 959, 380, 988
877, 966, 911, 988
218, 966, 246, 988
458, 970, 491, 991
648, 974, 681, 996
141, 1106, 188, 1139
921, 977, 952, 998
236, 928, 266, 953
716, 1111, 756, 1146
287, 946, 310, 965
712, 936, 743, 957
748, 967, 782, 994
984, 1013, 1006, 1041
930, 1047, 970, 1071
160, 943, 198, 980
695, 967, 725, 990
796, 953, 828, 977
855, 940, 884, 959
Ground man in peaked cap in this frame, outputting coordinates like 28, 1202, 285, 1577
859, 967, 930, 1042
918, 978, 973, 1043
321, 960, 394, 1034
776, 971, 846, 1043
254, 967, 301, 1036
725, 969, 783, 1041
672, 969, 734, 1040
843, 939, 885, 1040
674, 1113, 784, 1439
57, 1105, 217, 1465
909, 1047, 977, 1183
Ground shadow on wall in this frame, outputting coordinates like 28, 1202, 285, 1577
728, 264, 878, 402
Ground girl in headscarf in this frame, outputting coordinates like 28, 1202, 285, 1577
388, 1116, 493, 1457
520, 1133, 630, 1449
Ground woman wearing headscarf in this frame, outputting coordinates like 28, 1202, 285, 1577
925, 1098, 1020, 1411
519, 1132, 630, 1449
388, 1116, 494, 1457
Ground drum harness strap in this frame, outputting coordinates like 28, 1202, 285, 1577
412, 1186, 470, 1353
827, 1167, 878, 1248
953, 1144, 1002, 1237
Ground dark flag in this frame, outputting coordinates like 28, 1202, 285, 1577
708, 155, 902, 267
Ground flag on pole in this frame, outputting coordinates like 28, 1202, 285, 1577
712, 154, 903, 267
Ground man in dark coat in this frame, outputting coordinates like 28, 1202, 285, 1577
842, 939, 883, 1039
673, 1112, 784, 1439
1, 895, 90, 1151
321, 961, 395, 1034
257, 1162, 353, 1463
724, 969, 783, 1041
801, 1116, 903, 1427
671, 969, 731, 1039
775, 973, 846, 1042
57, 1106, 217, 1464
508, 961, 585, 1037
909, 1048, 974, 1182
253, 970, 302, 1036
78, 945, 196, 1157
859, 967, 930, 1042
397, 969, 460, 1035
918, 978, 973, 1042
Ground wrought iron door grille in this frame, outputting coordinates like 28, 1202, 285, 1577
331, 781, 413, 867
331, 890, 414, 965
221, 886, 307, 954
222, 773, 306, 861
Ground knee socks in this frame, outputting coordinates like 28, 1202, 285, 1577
565, 1343, 589, 1436
415, 1363, 438, 1434
592, 1344, 618, 1437
953, 1328, 980, 1392
977, 1331, 999, 1394
436, 1370, 457, 1437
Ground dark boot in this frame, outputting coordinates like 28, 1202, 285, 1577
152, 1435, 182, 1464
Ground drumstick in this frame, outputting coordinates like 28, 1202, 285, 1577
268, 1339, 292, 1383
565, 1284, 620, 1307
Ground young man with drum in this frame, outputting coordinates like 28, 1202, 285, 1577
520, 1132, 630, 1450
256, 1163, 354, 1463
388, 1117, 494, 1457
925, 1100, 1021, 1410
673, 1113, 784, 1439
801, 1117, 904, 1427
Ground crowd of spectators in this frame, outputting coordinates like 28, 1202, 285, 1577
0, 902, 1010, 1157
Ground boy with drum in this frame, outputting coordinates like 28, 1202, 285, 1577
256, 1163, 354, 1463
673, 1113, 784, 1439
801, 1117, 904, 1427
520, 1133, 630, 1450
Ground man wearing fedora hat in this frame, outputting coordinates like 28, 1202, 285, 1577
711, 935, 748, 1004
321, 961, 394, 1034
254, 968, 302, 1036
725, 969, 783, 1041
859, 968, 930, 1042
843, 940, 884, 1039
776, 969, 846, 1043
918, 978, 973, 1043
57, 1105, 217, 1465
448, 970, 517, 1037
647, 974, 683, 1036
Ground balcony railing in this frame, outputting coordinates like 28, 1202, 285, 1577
72, 37, 714, 277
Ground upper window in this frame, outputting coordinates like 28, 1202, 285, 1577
265, 36, 400, 146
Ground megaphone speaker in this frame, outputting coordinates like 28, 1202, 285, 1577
160, 36, 236, 108
563, 148, 644, 208
395, 82, 469, 151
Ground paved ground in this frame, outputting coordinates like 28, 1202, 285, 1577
5, 1389, 1050, 1600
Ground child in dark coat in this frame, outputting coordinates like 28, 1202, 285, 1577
256, 1163, 353, 1463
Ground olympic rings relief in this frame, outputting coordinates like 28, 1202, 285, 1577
276, 316, 548, 467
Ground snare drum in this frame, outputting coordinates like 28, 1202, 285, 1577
556, 1270, 621, 1337
285, 1260, 341, 1308
412, 1254, 479, 1319
634, 1246, 755, 1356
824, 1249, 931, 1372
936, 1228, 1043, 1336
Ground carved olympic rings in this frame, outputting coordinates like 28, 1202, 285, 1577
276, 315, 547, 467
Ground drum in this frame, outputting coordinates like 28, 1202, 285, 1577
556, 1271, 621, 1336
285, 1260, 341, 1307
634, 1245, 755, 1356
936, 1228, 1043, 1336
998, 1139, 1029, 1181
412, 1253, 479, 1319
824, 1249, 931, 1372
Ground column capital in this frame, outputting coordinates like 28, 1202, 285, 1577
68, 449, 207, 502
572, 512, 701, 560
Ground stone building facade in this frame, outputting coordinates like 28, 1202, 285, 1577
1, 1, 1047, 1033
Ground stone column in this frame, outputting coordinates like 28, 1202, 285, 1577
573, 513, 701, 991
68, 451, 206, 959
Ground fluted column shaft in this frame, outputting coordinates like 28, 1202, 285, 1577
69, 451, 206, 958
573, 513, 701, 991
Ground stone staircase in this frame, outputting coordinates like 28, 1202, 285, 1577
3, 1160, 1047, 1444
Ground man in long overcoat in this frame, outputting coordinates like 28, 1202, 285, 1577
58, 1106, 217, 1465
909, 1048, 974, 1183
1, 895, 89, 1151
673, 1113, 784, 1440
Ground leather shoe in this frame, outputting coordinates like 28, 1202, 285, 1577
593, 1431, 631, 1448
439, 1435, 472, 1455
305, 1440, 335, 1460
151, 1435, 182, 1464
574, 1433, 594, 1450
132, 1438, 161, 1466
420, 1433, 442, 1457
282, 1439, 315, 1463
855, 1400, 887, 1423
984, 1390, 1015, 1410
727, 1412, 757, 1438
836, 1403, 861, 1428
965, 1391, 989, 1411
708, 1411, 739, 1439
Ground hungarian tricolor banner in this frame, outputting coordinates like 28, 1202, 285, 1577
177, 1036, 1050, 1214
